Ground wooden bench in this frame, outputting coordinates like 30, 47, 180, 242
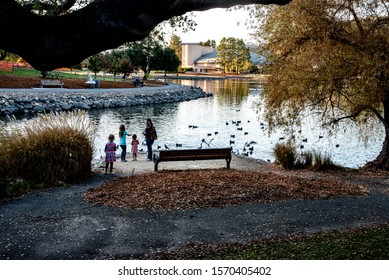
153, 147, 232, 171
40, 80, 64, 88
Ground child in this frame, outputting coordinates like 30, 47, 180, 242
118, 124, 128, 162
104, 134, 117, 174
131, 134, 139, 161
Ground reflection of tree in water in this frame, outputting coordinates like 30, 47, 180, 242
217, 79, 251, 105
165, 78, 252, 106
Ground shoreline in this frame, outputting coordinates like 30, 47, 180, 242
0, 84, 212, 116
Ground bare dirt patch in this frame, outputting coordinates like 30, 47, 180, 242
84, 169, 369, 210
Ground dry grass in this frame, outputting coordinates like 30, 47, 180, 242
0, 110, 95, 184
84, 169, 369, 210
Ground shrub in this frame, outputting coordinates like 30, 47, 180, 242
273, 142, 338, 171
273, 140, 297, 169
312, 150, 339, 171
0, 110, 95, 188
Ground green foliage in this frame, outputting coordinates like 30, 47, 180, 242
15, 0, 90, 16
87, 53, 103, 79
169, 35, 182, 65
103, 50, 134, 79
0, 110, 95, 196
126, 35, 180, 76
199, 39, 217, 48
217, 37, 251, 73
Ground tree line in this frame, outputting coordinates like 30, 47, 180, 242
86, 35, 256, 79
87, 36, 180, 80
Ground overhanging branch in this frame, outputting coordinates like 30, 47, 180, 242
1, 0, 291, 70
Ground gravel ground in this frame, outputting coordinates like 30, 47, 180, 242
1, 154, 389, 260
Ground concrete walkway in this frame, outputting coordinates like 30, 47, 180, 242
1, 154, 389, 260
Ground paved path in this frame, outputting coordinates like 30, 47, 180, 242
1, 155, 389, 260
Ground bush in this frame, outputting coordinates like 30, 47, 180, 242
273, 140, 297, 169
273, 141, 338, 171
311, 150, 338, 171
0, 110, 95, 190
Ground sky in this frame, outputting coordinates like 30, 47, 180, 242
170, 8, 254, 45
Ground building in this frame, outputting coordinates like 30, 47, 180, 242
181, 43, 265, 73
181, 43, 218, 73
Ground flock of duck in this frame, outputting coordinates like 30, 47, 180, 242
155, 118, 259, 157
155, 119, 341, 160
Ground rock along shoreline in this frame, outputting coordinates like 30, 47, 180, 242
0, 84, 212, 116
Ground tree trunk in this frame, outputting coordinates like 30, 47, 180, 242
365, 97, 389, 170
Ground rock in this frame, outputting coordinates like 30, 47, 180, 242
0, 85, 211, 116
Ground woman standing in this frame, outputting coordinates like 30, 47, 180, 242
143, 118, 157, 160
119, 124, 129, 162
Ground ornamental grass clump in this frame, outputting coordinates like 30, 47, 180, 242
273, 140, 297, 169
273, 141, 338, 171
0, 110, 95, 187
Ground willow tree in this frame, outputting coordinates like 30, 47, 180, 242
0, 0, 290, 71
258, 0, 389, 169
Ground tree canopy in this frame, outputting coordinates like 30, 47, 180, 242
1, 0, 291, 71
259, 0, 389, 169
217, 37, 250, 73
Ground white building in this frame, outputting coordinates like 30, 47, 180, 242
181, 43, 265, 73
181, 43, 219, 73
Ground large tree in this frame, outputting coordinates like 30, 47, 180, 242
0, 0, 290, 71
169, 34, 182, 68
259, 0, 389, 169
217, 37, 250, 73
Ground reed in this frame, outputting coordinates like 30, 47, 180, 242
273, 140, 297, 169
273, 141, 338, 170
0, 110, 95, 189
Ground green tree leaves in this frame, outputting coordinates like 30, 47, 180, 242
217, 37, 251, 73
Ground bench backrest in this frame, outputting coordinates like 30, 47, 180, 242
158, 148, 232, 161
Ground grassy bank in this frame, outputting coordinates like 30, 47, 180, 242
150, 224, 389, 260
0, 68, 107, 80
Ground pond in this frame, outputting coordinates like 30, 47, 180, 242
90, 78, 384, 168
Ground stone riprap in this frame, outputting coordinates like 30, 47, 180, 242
0, 85, 212, 116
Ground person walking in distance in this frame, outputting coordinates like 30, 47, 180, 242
131, 134, 139, 161
104, 134, 117, 174
142, 118, 157, 160
118, 124, 128, 162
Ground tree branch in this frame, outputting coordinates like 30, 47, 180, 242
1, 0, 291, 70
